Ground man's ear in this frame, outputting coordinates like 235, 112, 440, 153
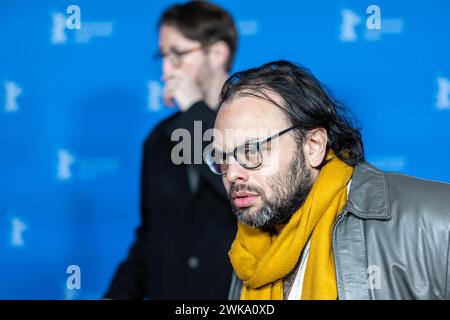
303, 128, 328, 168
207, 41, 230, 71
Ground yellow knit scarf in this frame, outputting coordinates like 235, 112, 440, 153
229, 150, 353, 300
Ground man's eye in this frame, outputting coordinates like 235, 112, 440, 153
213, 150, 226, 163
170, 50, 182, 57
243, 146, 259, 159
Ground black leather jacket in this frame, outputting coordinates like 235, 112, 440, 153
228, 162, 450, 300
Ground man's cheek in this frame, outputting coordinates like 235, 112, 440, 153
184, 57, 201, 73
195, 62, 210, 83
259, 152, 283, 177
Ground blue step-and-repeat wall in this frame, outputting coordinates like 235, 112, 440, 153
1, 0, 449, 299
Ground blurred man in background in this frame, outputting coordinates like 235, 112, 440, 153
105, 1, 238, 299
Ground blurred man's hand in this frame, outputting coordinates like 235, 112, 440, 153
162, 70, 203, 112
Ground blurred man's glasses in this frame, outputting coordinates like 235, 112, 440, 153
153, 45, 206, 67
205, 125, 301, 176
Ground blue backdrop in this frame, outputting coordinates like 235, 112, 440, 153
1, 0, 449, 299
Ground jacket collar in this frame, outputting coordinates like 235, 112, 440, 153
345, 162, 390, 220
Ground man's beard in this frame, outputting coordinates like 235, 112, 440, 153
228, 149, 315, 230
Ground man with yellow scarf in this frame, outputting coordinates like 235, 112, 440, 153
204, 60, 450, 300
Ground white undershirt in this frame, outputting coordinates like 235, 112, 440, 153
287, 238, 311, 300
287, 179, 352, 300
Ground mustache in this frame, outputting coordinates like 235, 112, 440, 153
227, 183, 264, 199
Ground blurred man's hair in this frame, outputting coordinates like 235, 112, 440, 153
219, 60, 365, 167
158, 1, 238, 72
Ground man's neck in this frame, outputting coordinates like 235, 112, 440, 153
203, 71, 229, 111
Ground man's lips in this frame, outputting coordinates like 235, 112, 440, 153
231, 192, 259, 208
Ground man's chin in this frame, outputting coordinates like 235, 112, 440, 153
233, 206, 256, 225
233, 205, 274, 229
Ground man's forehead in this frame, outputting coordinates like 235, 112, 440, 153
159, 25, 196, 49
217, 94, 286, 125
213, 94, 289, 149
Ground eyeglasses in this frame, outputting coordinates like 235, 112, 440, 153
204, 125, 301, 176
153, 45, 206, 67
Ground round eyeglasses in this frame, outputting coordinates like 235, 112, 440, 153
204, 125, 300, 176
153, 45, 206, 68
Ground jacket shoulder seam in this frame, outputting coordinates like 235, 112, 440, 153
386, 172, 450, 187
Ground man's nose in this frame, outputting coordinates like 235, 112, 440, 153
226, 157, 249, 184
162, 57, 175, 75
